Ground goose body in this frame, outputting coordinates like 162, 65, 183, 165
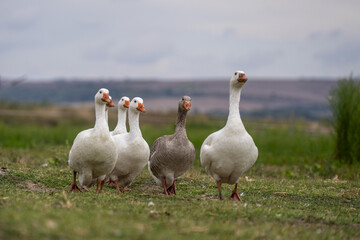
148, 96, 195, 195
68, 88, 117, 193
109, 97, 150, 192
200, 71, 258, 201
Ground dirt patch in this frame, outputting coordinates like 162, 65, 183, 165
0, 167, 10, 176
16, 180, 57, 192
138, 183, 160, 192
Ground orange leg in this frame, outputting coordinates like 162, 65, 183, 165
162, 180, 169, 196
115, 179, 122, 194
216, 181, 223, 200
167, 180, 176, 195
96, 179, 105, 193
99, 180, 105, 193
230, 183, 242, 202
108, 179, 115, 186
68, 171, 82, 193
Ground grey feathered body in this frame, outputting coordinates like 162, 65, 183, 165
148, 97, 195, 189
149, 133, 195, 188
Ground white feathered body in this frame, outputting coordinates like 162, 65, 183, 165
200, 119, 258, 184
69, 128, 117, 186
109, 133, 150, 187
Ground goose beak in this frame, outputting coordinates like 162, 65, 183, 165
101, 93, 112, 103
124, 100, 130, 108
183, 101, 191, 111
107, 100, 115, 108
237, 73, 248, 83
137, 103, 146, 112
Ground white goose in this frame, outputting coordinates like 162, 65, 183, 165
108, 97, 150, 193
111, 96, 130, 136
68, 88, 117, 193
200, 71, 258, 201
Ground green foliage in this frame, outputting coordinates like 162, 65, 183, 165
329, 75, 360, 164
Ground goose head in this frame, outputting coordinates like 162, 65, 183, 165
179, 96, 191, 111
95, 88, 112, 105
106, 96, 115, 108
118, 96, 130, 110
130, 97, 146, 113
231, 71, 248, 88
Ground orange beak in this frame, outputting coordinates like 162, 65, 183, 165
137, 103, 146, 112
237, 73, 248, 83
101, 93, 112, 103
183, 101, 191, 111
107, 101, 115, 108
123, 100, 130, 108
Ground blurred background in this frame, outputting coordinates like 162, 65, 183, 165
0, 1, 359, 177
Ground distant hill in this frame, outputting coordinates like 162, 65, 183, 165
0, 78, 337, 120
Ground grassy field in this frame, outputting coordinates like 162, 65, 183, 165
0, 105, 359, 239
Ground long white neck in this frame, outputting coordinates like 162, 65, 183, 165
105, 107, 109, 123
225, 85, 244, 129
128, 109, 142, 137
113, 108, 127, 134
94, 102, 109, 132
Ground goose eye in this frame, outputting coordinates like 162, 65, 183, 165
100, 91, 102, 94
182, 98, 184, 101
134, 100, 137, 103
234, 72, 237, 76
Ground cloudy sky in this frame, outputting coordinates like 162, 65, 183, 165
0, 0, 359, 80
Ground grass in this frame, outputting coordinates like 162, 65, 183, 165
1, 167, 359, 239
329, 75, 360, 164
0, 106, 359, 239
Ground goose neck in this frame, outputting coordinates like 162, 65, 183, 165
225, 85, 243, 127
113, 108, 127, 134
128, 109, 141, 137
175, 107, 188, 136
94, 103, 109, 132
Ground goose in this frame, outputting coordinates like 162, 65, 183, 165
148, 96, 195, 195
200, 71, 258, 201
86, 96, 115, 188
111, 96, 130, 136
68, 88, 118, 193
105, 96, 130, 186
108, 97, 150, 193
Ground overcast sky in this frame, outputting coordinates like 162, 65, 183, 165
0, 0, 359, 80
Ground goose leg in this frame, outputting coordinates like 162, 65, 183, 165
216, 181, 223, 200
167, 180, 176, 195
99, 180, 105, 193
172, 180, 176, 195
68, 171, 82, 193
230, 183, 242, 202
162, 180, 169, 196
108, 178, 115, 186
115, 180, 122, 194
96, 179, 104, 193
81, 186, 89, 191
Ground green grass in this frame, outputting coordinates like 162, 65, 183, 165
0, 114, 359, 239
1, 166, 359, 240
329, 75, 360, 164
